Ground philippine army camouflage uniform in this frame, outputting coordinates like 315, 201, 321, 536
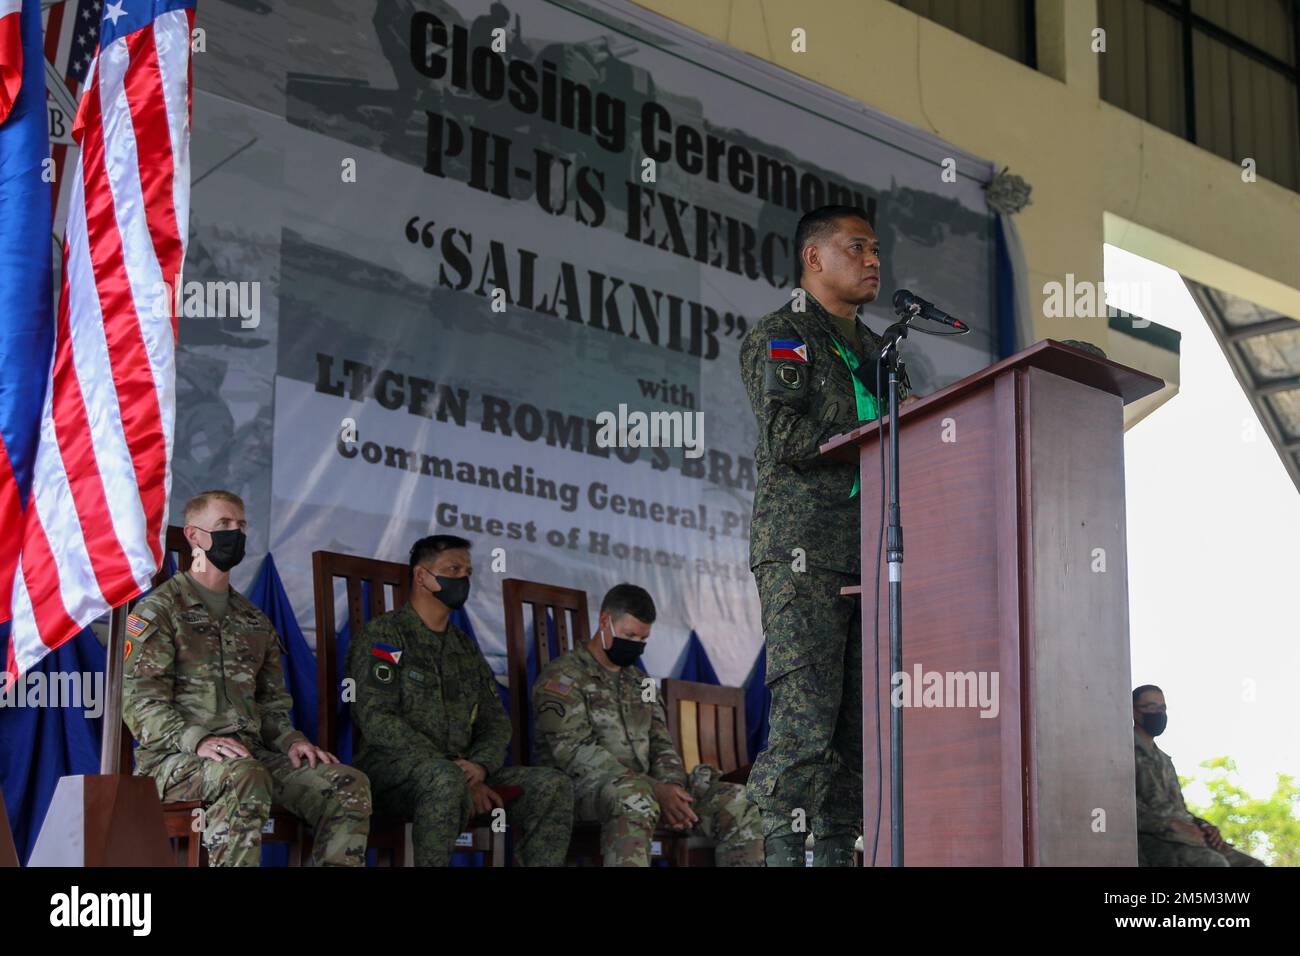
1134, 729, 1263, 867
740, 289, 910, 865
123, 573, 372, 866
532, 644, 762, 867
346, 604, 573, 866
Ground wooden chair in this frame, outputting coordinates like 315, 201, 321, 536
661, 679, 752, 784
501, 579, 590, 770
312, 550, 504, 866
121, 524, 303, 866
501, 578, 693, 866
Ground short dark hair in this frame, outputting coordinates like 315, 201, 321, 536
1133, 684, 1163, 705
600, 583, 656, 625
409, 534, 471, 581
794, 204, 872, 282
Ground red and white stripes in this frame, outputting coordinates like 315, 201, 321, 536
0, 0, 22, 124
6, 6, 192, 680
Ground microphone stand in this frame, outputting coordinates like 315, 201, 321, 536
871, 308, 915, 867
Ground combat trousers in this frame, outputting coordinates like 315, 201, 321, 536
1139, 834, 1265, 867
576, 763, 763, 866
361, 752, 574, 866
747, 561, 862, 858
148, 738, 372, 867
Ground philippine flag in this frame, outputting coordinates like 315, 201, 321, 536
768, 339, 809, 362
371, 643, 402, 665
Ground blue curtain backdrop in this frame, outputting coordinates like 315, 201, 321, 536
2, 554, 774, 862
0, 625, 105, 863
743, 646, 770, 761
672, 631, 720, 685
248, 555, 317, 743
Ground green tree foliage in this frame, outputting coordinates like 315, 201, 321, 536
1181, 757, 1299, 866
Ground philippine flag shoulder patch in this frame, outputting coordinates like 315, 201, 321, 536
768, 339, 809, 362
371, 643, 403, 665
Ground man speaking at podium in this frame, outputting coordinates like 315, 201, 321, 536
740, 206, 911, 867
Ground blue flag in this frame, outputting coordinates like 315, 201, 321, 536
0, 0, 53, 630
673, 631, 719, 685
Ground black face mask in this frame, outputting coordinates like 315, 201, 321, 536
202, 529, 246, 572
425, 574, 470, 610
603, 625, 646, 667
1141, 712, 1167, 737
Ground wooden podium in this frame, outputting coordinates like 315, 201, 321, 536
823, 341, 1164, 866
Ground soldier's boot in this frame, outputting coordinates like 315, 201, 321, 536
810, 830, 857, 867
204, 757, 272, 867
763, 830, 807, 867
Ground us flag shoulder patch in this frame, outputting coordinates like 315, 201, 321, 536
544, 677, 573, 696
125, 614, 150, 638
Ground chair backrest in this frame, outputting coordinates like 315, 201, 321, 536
120, 525, 191, 770
311, 550, 410, 754
501, 578, 590, 767
661, 679, 749, 775
152, 524, 192, 586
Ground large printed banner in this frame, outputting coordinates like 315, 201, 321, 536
163, 0, 996, 682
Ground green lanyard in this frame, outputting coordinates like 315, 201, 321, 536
832, 340, 879, 498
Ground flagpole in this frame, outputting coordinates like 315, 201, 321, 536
99, 603, 128, 774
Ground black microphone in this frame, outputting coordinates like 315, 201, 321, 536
892, 289, 969, 332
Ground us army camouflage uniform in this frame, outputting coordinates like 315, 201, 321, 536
740, 290, 910, 865
346, 604, 573, 866
533, 644, 763, 867
1134, 729, 1263, 867
123, 573, 372, 866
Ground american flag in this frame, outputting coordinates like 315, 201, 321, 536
0, 1, 22, 125
5, 0, 195, 681
42, 0, 106, 239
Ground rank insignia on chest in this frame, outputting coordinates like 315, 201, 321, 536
371, 643, 402, 665
125, 614, 150, 638
768, 339, 808, 362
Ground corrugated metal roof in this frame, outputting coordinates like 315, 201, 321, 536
1185, 279, 1300, 493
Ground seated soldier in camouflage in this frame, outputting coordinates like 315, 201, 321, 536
1133, 685, 1264, 867
123, 490, 372, 866
532, 583, 763, 866
346, 534, 573, 866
